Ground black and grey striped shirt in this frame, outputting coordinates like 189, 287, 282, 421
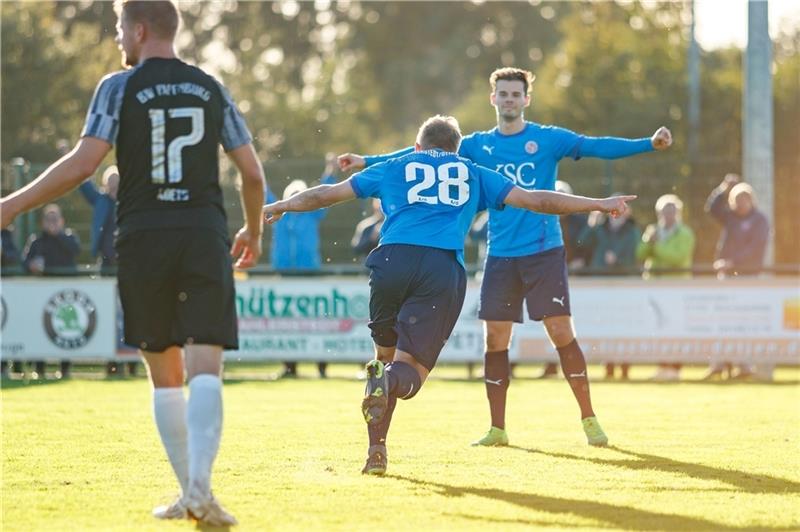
81, 57, 252, 237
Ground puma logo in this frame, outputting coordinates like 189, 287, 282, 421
569, 371, 586, 379
484, 378, 503, 386
552, 296, 566, 307
482, 145, 494, 155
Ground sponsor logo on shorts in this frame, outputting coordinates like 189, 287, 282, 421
43, 290, 97, 349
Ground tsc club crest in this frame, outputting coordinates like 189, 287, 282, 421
524, 140, 538, 154
43, 290, 97, 349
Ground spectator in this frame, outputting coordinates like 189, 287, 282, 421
22, 204, 81, 378
580, 197, 641, 379
707, 174, 769, 278
580, 199, 641, 274
637, 194, 696, 381
79, 165, 119, 270
23, 204, 80, 276
271, 154, 338, 378
351, 198, 384, 258
704, 174, 770, 380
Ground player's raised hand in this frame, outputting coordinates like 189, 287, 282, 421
597, 195, 636, 218
231, 226, 262, 270
721, 173, 740, 189
651, 127, 672, 151
262, 203, 285, 225
337, 153, 365, 172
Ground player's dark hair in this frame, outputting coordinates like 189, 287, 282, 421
116, 0, 180, 41
416, 115, 462, 153
490, 67, 536, 95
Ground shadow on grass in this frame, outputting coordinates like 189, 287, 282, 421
509, 445, 800, 495
387, 474, 768, 531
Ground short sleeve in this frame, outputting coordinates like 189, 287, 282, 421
349, 161, 388, 198
215, 79, 253, 152
81, 72, 129, 145
476, 164, 514, 210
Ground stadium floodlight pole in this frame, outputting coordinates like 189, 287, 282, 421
743, 0, 774, 266
687, 0, 701, 167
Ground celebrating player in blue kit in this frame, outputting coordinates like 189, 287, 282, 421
264, 115, 635, 475
339, 68, 672, 448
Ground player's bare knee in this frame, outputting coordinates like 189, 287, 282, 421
544, 319, 574, 348
484, 321, 512, 351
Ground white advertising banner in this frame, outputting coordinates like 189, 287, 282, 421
1, 278, 117, 359
514, 278, 800, 364
1, 276, 797, 365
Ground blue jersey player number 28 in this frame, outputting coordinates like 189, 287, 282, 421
405, 161, 469, 207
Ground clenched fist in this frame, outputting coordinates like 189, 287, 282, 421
651, 127, 672, 151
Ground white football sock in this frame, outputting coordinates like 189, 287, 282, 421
153, 387, 189, 495
186, 374, 223, 499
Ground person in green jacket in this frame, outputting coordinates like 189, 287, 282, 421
637, 194, 696, 381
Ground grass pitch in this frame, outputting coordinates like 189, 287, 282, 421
3, 365, 799, 530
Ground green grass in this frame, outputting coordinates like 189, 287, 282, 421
3, 367, 800, 530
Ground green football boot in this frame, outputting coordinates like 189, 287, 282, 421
471, 426, 509, 447
362, 359, 388, 425
361, 445, 388, 475
582, 416, 608, 447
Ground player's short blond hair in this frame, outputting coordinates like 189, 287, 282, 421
490, 67, 536, 95
729, 182, 756, 209
416, 115, 462, 153
116, 0, 180, 41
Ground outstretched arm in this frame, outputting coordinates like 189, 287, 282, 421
573, 127, 671, 160
504, 187, 635, 217
1, 137, 110, 229
263, 180, 356, 225
338, 147, 414, 172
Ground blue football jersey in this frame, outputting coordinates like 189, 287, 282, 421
365, 121, 652, 258
349, 149, 514, 267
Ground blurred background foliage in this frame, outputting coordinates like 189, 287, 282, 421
1, 1, 798, 266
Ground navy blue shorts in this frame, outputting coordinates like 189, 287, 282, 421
366, 244, 467, 371
478, 246, 570, 323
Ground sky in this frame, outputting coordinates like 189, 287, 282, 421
694, 0, 800, 49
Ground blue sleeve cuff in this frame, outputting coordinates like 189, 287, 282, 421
349, 178, 365, 198
494, 182, 516, 210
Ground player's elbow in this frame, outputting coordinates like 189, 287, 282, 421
73, 159, 99, 183
241, 169, 265, 188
